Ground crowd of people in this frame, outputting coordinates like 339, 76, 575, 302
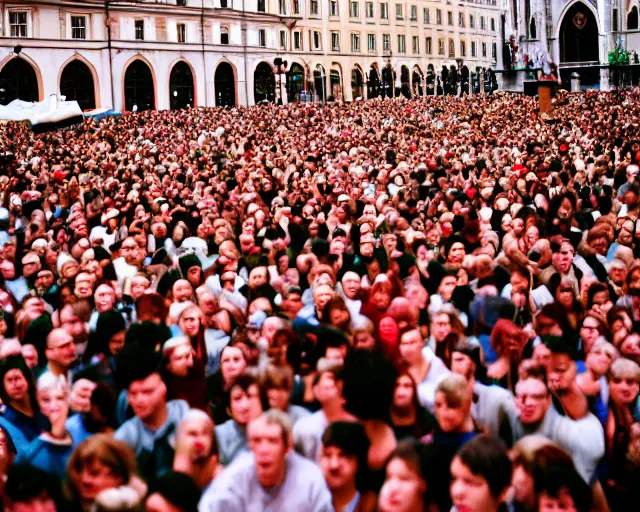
0, 87, 639, 512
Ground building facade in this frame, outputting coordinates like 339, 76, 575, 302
506, 0, 640, 87
0, 0, 503, 110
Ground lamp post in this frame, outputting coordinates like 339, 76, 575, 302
274, 57, 288, 105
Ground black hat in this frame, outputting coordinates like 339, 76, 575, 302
179, 253, 202, 278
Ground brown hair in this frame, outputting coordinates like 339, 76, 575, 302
65, 434, 136, 504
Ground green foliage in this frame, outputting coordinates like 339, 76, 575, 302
609, 45, 630, 65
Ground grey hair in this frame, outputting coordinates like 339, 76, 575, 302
36, 371, 68, 394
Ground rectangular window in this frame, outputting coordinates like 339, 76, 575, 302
396, 4, 403, 20
310, 0, 318, 15
330, 1, 338, 16
438, 38, 445, 55
412, 35, 419, 54
332, 31, 340, 50
177, 23, 186, 43
294, 31, 301, 49
424, 8, 430, 24
397, 34, 405, 53
613, 9, 618, 31
351, 33, 360, 52
383, 33, 390, 52
220, 26, 229, 44
258, 29, 266, 47
471, 41, 476, 57
381, 3, 388, 19
480, 16, 485, 30
447, 11, 453, 25
470, 15, 474, 29
313, 30, 321, 50
368, 33, 376, 52
71, 15, 86, 40
410, 5, 417, 21
458, 12, 464, 27
280, 30, 287, 49
425, 36, 432, 54
492, 41, 497, 58
490, 18, 495, 32
436, 9, 442, 25
460, 39, 466, 56
279, 0, 286, 14
448, 38, 455, 57
9, 11, 28, 37
482, 41, 487, 57
257, 0, 266, 12
366, 2, 374, 18
135, 19, 144, 40
293, 0, 300, 14
220, 0, 228, 6
350, 2, 359, 17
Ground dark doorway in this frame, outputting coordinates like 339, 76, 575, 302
169, 61, 194, 110
559, 3, 599, 64
368, 66, 380, 98
60, 60, 96, 111
0, 58, 39, 104
214, 62, 235, 107
330, 69, 341, 101
287, 63, 305, 103
629, 6, 639, 30
124, 60, 155, 111
412, 69, 423, 96
314, 67, 326, 103
254, 62, 275, 103
382, 64, 394, 98
401, 65, 411, 98
352, 67, 364, 100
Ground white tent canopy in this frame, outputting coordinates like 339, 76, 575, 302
0, 94, 83, 128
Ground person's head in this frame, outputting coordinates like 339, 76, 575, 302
313, 283, 335, 313
450, 340, 485, 382
434, 374, 473, 433
579, 314, 605, 353
431, 306, 463, 343
66, 434, 136, 505
59, 300, 90, 345
370, 280, 393, 311
74, 272, 94, 299
178, 305, 202, 339
551, 239, 574, 275
175, 409, 217, 464
227, 373, 263, 426
248, 266, 268, 290
262, 364, 294, 412
94, 284, 116, 313
450, 435, 512, 512
515, 376, 551, 425
129, 274, 150, 301
491, 319, 526, 359
437, 270, 459, 302
392, 371, 420, 412
45, 327, 77, 371
320, 421, 370, 493
117, 343, 166, 423
585, 339, 618, 378
544, 337, 577, 394
172, 279, 194, 303
398, 328, 424, 366
352, 316, 376, 350
145, 471, 202, 512
36, 372, 69, 424
379, 442, 438, 512
341, 271, 361, 300
536, 465, 591, 512
313, 358, 344, 405
261, 316, 286, 345
5, 465, 59, 512
248, 410, 292, 488
220, 343, 248, 386
608, 357, 640, 406
322, 296, 351, 330
162, 336, 194, 378
508, 436, 574, 512
0, 355, 35, 407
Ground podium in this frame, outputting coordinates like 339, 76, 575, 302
538, 81, 554, 114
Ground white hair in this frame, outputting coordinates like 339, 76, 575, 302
36, 371, 68, 394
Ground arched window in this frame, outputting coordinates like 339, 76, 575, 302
628, 6, 639, 30
448, 38, 455, 58
530, 16, 537, 39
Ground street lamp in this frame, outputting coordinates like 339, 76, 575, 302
274, 57, 288, 105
